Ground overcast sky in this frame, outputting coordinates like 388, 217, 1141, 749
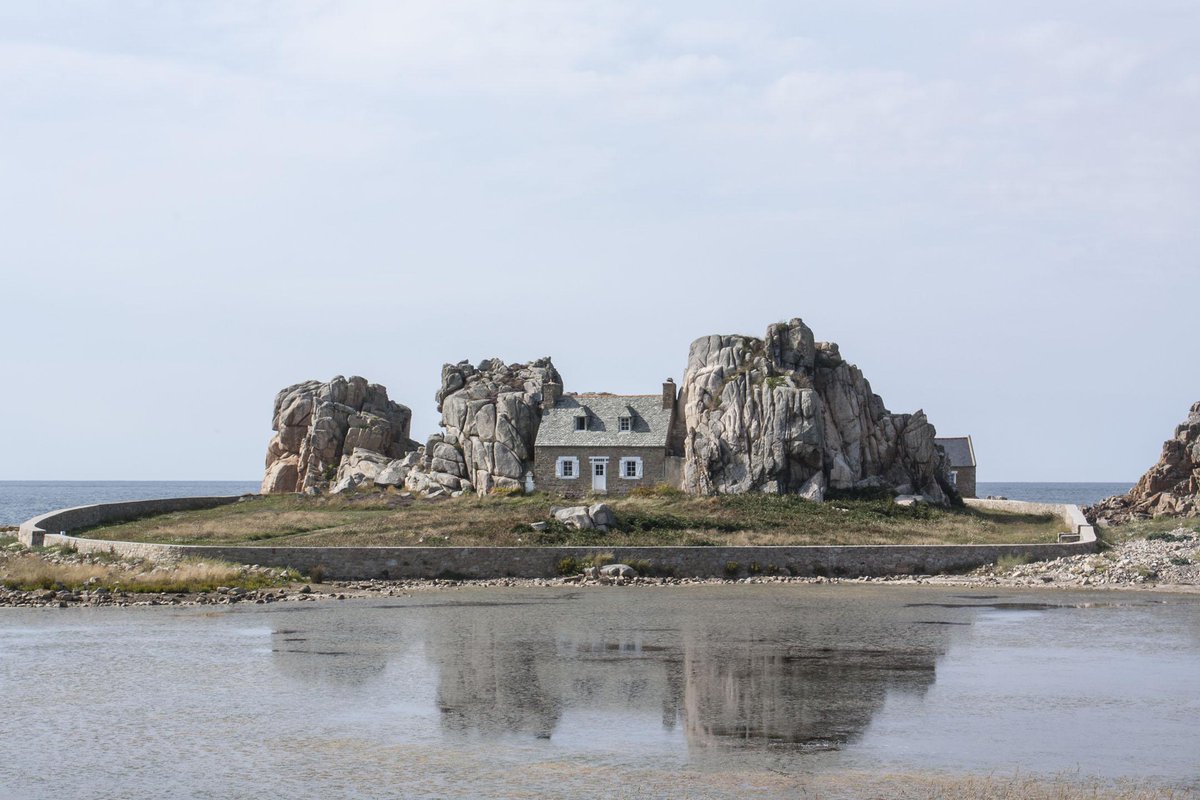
2, 1, 1196, 482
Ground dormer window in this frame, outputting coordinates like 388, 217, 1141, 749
574, 415, 588, 431
618, 416, 631, 432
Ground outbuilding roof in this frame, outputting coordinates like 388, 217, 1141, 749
535, 394, 672, 448
935, 436, 976, 468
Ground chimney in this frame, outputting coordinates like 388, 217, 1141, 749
662, 378, 676, 410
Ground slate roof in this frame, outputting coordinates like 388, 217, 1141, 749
535, 394, 672, 448
935, 436, 976, 468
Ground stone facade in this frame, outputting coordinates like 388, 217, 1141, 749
951, 466, 977, 499
532, 384, 679, 497
935, 436, 977, 499
533, 445, 668, 498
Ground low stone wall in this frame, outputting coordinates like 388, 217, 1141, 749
22, 495, 1098, 581
18, 496, 246, 547
964, 497, 1095, 541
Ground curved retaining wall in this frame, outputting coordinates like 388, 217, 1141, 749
20, 495, 1097, 581
18, 496, 246, 547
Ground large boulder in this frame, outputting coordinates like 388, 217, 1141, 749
260, 376, 418, 494
1088, 401, 1200, 524
678, 319, 951, 502
423, 357, 562, 494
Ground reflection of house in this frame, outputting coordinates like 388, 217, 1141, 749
532, 381, 681, 497
935, 436, 976, 498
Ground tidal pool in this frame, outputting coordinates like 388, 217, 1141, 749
1, 585, 1198, 798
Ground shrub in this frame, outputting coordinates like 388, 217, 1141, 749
1147, 531, 1195, 543
490, 486, 524, 498
557, 556, 580, 576
306, 564, 327, 583
724, 561, 740, 578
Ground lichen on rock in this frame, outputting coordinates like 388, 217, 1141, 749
420, 357, 562, 494
678, 318, 952, 503
260, 376, 418, 494
1088, 401, 1200, 524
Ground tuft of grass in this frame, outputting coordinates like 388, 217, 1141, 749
995, 553, 1032, 573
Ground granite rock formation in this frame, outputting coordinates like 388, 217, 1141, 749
1088, 401, 1200, 524
678, 319, 951, 502
261, 376, 418, 494
421, 357, 563, 494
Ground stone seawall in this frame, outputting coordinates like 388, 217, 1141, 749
18, 496, 246, 547
21, 494, 1098, 581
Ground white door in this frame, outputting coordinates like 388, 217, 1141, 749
591, 459, 607, 493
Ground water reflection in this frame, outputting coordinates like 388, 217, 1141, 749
269, 626, 389, 687
412, 594, 954, 752
680, 640, 938, 750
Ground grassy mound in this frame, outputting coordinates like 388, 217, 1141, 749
76, 489, 1066, 548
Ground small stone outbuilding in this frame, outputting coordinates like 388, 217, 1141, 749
935, 436, 976, 499
532, 382, 681, 497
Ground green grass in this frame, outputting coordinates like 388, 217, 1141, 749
1097, 516, 1200, 549
75, 490, 1067, 548
0, 535, 18, 548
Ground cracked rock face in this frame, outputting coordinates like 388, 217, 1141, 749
260, 376, 418, 494
678, 318, 951, 502
424, 357, 562, 494
1089, 401, 1200, 524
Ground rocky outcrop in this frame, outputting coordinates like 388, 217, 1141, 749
261, 376, 418, 494
1088, 402, 1200, 524
422, 357, 562, 494
678, 319, 951, 502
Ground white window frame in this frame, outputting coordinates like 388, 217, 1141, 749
557, 456, 580, 479
619, 456, 643, 480
618, 415, 632, 432
948, 470, 958, 487
574, 416, 588, 431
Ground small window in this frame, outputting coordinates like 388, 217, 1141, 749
618, 416, 631, 432
948, 470, 958, 486
557, 457, 579, 479
619, 457, 643, 479
574, 416, 587, 431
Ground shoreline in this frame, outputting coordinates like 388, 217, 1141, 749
4, 560, 1196, 609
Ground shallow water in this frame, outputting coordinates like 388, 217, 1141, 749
1, 585, 1198, 798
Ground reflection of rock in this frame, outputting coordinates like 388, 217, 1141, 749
435, 631, 562, 739
268, 628, 389, 687
680, 639, 938, 749
421, 599, 950, 751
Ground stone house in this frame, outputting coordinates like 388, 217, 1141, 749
935, 436, 976, 499
532, 381, 681, 497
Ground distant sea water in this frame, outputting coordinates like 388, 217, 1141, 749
0, 480, 1132, 527
975, 482, 1132, 507
0, 481, 260, 526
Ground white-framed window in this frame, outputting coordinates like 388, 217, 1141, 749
574, 416, 588, 431
948, 470, 958, 486
618, 415, 631, 432
556, 456, 580, 479
619, 456, 643, 479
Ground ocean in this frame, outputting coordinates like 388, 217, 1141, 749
0, 480, 1132, 527
0, 481, 261, 526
